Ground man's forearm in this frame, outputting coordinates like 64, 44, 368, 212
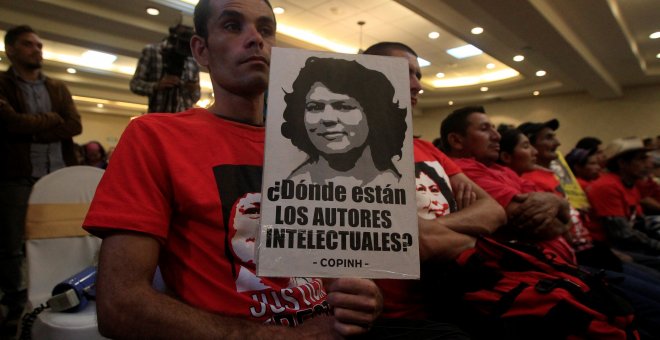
97, 282, 330, 340
603, 217, 660, 253
418, 219, 477, 262
439, 197, 505, 236
97, 233, 342, 339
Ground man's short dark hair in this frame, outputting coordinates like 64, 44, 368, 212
4, 25, 36, 47
363, 42, 418, 57
439, 106, 486, 152
194, 0, 273, 39
575, 137, 602, 150
281, 57, 407, 176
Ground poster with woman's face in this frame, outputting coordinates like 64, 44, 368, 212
257, 48, 418, 279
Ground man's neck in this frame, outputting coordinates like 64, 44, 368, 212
13, 64, 41, 82
209, 87, 264, 126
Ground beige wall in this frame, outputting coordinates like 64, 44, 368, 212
414, 84, 660, 153
74, 84, 660, 153
74, 112, 133, 149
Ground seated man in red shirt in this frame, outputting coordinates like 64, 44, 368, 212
439, 106, 574, 262
517, 119, 564, 194
83, 1, 382, 338
363, 42, 506, 322
587, 137, 660, 258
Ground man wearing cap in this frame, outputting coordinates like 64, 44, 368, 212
440, 106, 573, 262
517, 119, 564, 194
587, 137, 660, 256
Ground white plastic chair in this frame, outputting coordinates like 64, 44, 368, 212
23, 166, 106, 340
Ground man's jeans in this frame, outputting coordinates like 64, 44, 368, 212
0, 178, 34, 308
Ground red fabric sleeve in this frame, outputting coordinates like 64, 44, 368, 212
83, 116, 173, 241
453, 158, 521, 208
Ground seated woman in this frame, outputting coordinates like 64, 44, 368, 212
281, 57, 407, 186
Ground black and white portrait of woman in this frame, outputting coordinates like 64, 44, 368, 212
280, 57, 408, 186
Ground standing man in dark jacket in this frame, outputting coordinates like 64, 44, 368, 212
0, 25, 81, 333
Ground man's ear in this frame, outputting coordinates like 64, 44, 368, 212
190, 35, 208, 68
447, 132, 464, 151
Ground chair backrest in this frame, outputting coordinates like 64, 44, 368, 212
25, 166, 105, 305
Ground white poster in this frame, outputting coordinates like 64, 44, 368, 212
256, 48, 419, 279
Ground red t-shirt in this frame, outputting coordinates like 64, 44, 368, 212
453, 158, 576, 264
577, 177, 593, 192
376, 138, 461, 320
522, 168, 593, 252
83, 109, 327, 326
522, 168, 564, 197
587, 172, 644, 242
637, 177, 660, 201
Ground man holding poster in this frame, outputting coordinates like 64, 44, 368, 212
82, 0, 382, 338
362, 42, 506, 321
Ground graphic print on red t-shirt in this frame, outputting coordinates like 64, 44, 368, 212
213, 164, 329, 326
414, 161, 457, 220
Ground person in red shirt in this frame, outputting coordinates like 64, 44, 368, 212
83, 1, 382, 338
516, 119, 566, 195
565, 147, 602, 191
499, 128, 660, 339
439, 106, 573, 262
363, 42, 505, 324
588, 137, 660, 256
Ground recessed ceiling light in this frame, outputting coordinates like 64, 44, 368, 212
66, 68, 77, 74
471, 27, 484, 35
428, 31, 440, 39
417, 57, 431, 67
448, 101, 454, 106
480, 86, 489, 92
536, 70, 547, 77
273, 7, 285, 14
486, 63, 495, 69
656, 53, 660, 59
513, 55, 525, 62
436, 72, 445, 78
81, 50, 117, 66
146, 7, 160, 16
650, 31, 660, 39
533, 91, 540, 96
419, 90, 424, 94
97, 103, 104, 108
447, 44, 483, 59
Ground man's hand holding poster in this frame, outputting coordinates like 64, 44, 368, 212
257, 48, 419, 279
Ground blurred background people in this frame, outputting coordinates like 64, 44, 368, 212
130, 24, 200, 113
83, 141, 108, 169
0, 25, 81, 335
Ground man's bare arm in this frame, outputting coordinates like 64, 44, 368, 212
418, 219, 477, 262
503, 193, 571, 240
96, 232, 353, 339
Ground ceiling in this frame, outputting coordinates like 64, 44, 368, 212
1, 0, 659, 118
